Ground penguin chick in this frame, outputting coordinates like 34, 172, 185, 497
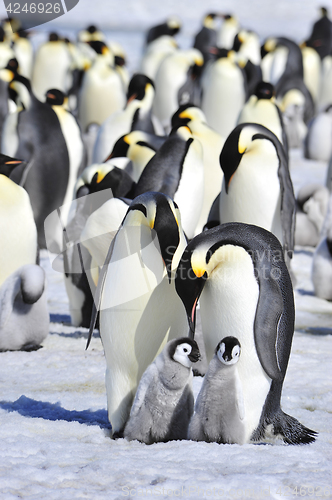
124, 337, 200, 444
0, 264, 49, 351
189, 337, 246, 444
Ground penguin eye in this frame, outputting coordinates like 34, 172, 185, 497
183, 348, 188, 353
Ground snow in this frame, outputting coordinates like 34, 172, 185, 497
0, 0, 332, 497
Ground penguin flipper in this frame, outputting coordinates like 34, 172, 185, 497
278, 152, 296, 259
129, 362, 158, 417
86, 227, 119, 349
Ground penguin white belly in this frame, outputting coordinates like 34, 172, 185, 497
202, 61, 246, 138
267, 46, 288, 85
199, 245, 271, 442
32, 45, 72, 101
306, 113, 332, 162
174, 140, 204, 239
302, 47, 321, 105
100, 227, 188, 432
219, 152, 282, 242
1, 111, 19, 157
237, 100, 283, 144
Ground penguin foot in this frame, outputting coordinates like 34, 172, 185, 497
112, 429, 125, 439
252, 410, 318, 445
20, 343, 43, 352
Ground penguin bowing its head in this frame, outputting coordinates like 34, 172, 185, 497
175, 222, 317, 445
124, 337, 200, 444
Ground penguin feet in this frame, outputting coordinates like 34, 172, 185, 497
252, 409, 317, 445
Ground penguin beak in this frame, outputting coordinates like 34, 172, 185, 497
188, 346, 201, 363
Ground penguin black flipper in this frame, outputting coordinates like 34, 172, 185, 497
277, 143, 296, 259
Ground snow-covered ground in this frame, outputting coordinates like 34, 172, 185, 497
0, 150, 331, 500
0, 0, 332, 497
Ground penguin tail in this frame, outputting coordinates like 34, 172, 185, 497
274, 411, 318, 445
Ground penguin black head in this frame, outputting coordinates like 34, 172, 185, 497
45, 88, 66, 106
215, 48, 230, 60
0, 153, 26, 180
171, 103, 196, 128
49, 32, 59, 42
127, 74, 155, 102
87, 25, 98, 34
168, 337, 201, 367
105, 135, 130, 162
254, 81, 275, 100
88, 40, 109, 55
216, 337, 241, 365
124, 192, 182, 282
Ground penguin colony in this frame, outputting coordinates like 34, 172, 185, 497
3, 6, 332, 446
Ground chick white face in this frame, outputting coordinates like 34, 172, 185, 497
216, 337, 241, 366
172, 341, 200, 368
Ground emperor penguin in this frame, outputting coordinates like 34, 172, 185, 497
218, 122, 295, 261
145, 17, 181, 46
237, 81, 288, 156
0, 264, 49, 352
295, 184, 329, 247
57, 163, 135, 328
304, 105, 332, 161
152, 48, 204, 130
201, 48, 247, 138
193, 13, 220, 68
300, 42, 322, 107
217, 14, 240, 50
312, 195, 332, 300
171, 104, 225, 233
92, 74, 156, 164
31, 33, 73, 102
124, 337, 200, 444
86, 192, 189, 436
12, 31, 33, 79
133, 125, 204, 239
305, 7, 332, 60
0, 174, 37, 287
0, 153, 26, 181
189, 337, 246, 444
7, 71, 72, 249
105, 131, 157, 182
175, 222, 317, 445
140, 35, 178, 82
77, 25, 106, 44
44, 88, 87, 250
78, 41, 126, 132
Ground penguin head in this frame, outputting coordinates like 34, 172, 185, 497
171, 104, 206, 128
49, 32, 60, 42
219, 123, 282, 193
168, 337, 201, 368
123, 192, 183, 282
0, 153, 26, 180
216, 337, 241, 365
254, 81, 275, 100
45, 88, 66, 106
127, 74, 155, 102
105, 131, 156, 163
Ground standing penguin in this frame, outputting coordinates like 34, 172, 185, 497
218, 122, 295, 261
124, 337, 200, 444
193, 13, 220, 68
87, 192, 189, 436
0, 174, 37, 287
305, 7, 332, 60
92, 74, 157, 164
133, 125, 204, 239
237, 82, 288, 156
201, 48, 247, 138
175, 222, 317, 444
78, 41, 126, 132
145, 17, 181, 46
189, 337, 245, 444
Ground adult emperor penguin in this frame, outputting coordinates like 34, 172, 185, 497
171, 104, 225, 233
0, 174, 37, 287
31, 33, 72, 102
305, 7, 332, 60
175, 222, 317, 444
92, 74, 156, 164
152, 48, 204, 130
78, 41, 126, 132
44, 88, 86, 251
0, 264, 49, 352
232, 30, 262, 98
124, 337, 200, 444
145, 17, 181, 46
218, 122, 295, 261
12, 31, 33, 79
86, 192, 189, 436
304, 104, 332, 161
217, 14, 240, 50
237, 82, 288, 157
7, 70, 72, 249
133, 125, 204, 239
189, 337, 246, 444
193, 13, 220, 68
201, 48, 247, 138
